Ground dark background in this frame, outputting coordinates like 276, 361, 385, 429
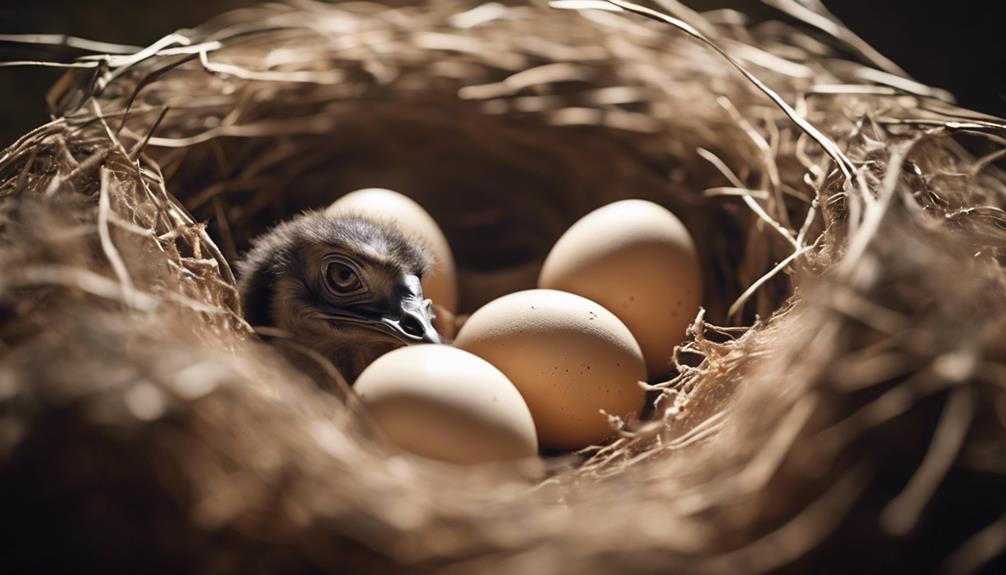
1, 0, 1002, 147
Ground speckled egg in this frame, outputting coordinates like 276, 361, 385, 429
454, 289, 646, 450
539, 199, 701, 378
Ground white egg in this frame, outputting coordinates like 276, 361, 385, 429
539, 199, 702, 378
454, 289, 646, 450
354, 344, 537, 464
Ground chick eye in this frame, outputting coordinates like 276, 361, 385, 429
325, 262, 362, 293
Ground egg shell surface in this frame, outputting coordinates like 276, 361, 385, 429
454, 289, 646, 450
354, 344, 538, 464
538, 199, 701, 378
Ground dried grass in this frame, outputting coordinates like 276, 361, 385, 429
1, 0, 1005, 573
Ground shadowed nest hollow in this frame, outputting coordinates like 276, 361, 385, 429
1, 0, 1006, 573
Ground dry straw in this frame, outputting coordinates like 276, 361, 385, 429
1, 0, 1005, 573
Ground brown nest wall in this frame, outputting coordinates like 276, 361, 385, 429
1, 1, 1005, 573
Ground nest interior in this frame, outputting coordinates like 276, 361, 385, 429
1, 1, 1005, 573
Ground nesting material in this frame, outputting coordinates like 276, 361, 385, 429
1, 1, 1005, 574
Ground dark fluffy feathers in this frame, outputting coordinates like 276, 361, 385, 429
237, 210, 432, 328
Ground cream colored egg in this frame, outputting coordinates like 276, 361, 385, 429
539, 199, 701, 378
454, 289, 646, 450
328, 188, 458, 313
354, 344, 537, 464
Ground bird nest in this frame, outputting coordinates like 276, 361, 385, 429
2, 0, 1005, 573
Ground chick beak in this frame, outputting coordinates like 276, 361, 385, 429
381, 295, 441, 344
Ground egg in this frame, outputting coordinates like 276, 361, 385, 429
538, 199, 701, 378
454, 289, 646, 450
328, 188, 458, 313
354, 344, 538, 464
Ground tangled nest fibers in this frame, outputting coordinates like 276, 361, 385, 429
2, 0, 1006, 572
